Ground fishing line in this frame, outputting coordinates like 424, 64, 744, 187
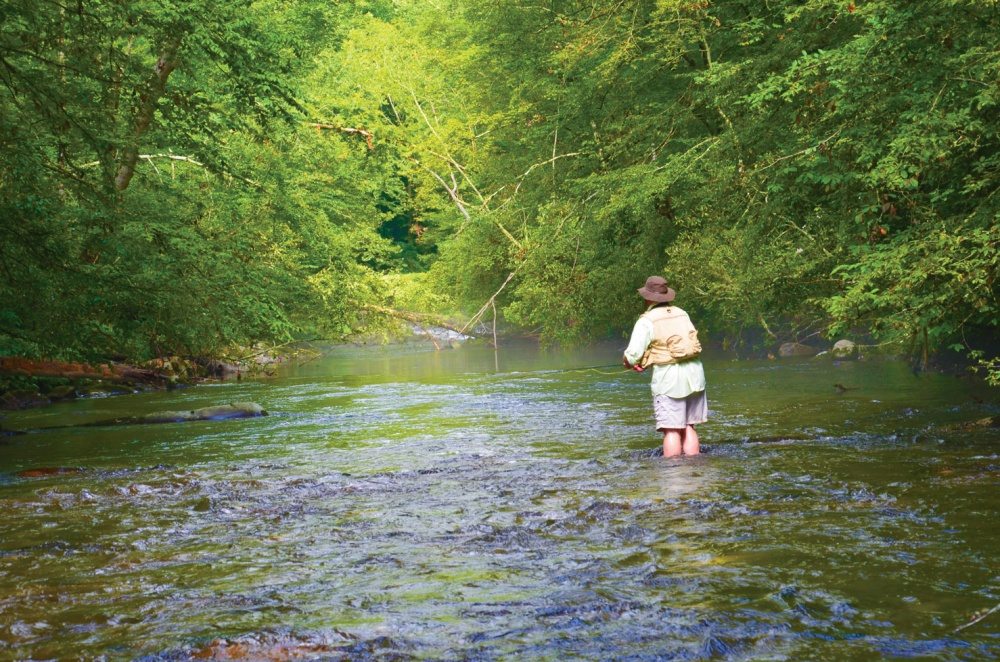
510, 363, 625, 376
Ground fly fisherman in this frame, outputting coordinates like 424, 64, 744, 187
623, 276, 708, 457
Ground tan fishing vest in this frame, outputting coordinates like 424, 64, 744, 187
639, 305, 702, 368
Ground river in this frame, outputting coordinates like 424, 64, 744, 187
1, 341, 997, 659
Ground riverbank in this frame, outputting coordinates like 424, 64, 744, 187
0, 352, 282, 413
0, 323, 474, 414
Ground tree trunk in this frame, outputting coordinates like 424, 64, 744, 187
114, 39, 180, 192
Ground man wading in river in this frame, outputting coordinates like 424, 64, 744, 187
623, 276, 708, 457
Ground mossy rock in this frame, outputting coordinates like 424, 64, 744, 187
35, 377, 71, 394
47, 384, 78, 400
778, 342, 818, 358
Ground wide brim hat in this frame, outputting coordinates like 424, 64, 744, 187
637, 275, 676, 302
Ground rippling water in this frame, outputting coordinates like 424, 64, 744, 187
1, 341, 998, 659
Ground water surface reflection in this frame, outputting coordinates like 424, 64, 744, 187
0, 341, 997, 659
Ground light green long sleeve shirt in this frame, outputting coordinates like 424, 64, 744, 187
624, 313, 706, 398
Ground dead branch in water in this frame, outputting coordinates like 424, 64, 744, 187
460, 271, 518, 335
954, 602, 1000, 633
413, 325, 442, 350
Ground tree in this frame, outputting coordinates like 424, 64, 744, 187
403, 0, 999, 376
0, 0, 397, 360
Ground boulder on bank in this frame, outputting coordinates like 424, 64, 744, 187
0, 388, 50, 409
146, 356, 242, 379
45, 384, 78, 400
778, 342, 818, 358
0, 356, 169, 384
831, 339, 858, 358
199, 358, 242, 378
1, 354, 264, 411
0, 356, 172, 410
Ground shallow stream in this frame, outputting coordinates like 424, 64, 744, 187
1, 341, 998, 659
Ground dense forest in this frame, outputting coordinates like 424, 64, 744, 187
1, 0, 997, 381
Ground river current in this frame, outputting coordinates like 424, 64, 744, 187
1, 341, 998, 659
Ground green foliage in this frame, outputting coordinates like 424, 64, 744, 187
1, 0, 997, 383
394, 0, 1000, 374
381, 272, 457, 318
0, 0, 398, 361
828, 221, 1000, 349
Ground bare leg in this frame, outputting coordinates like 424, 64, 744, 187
683, 425, 700, 455
663, 429, 683, 457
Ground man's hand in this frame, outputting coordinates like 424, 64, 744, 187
623, 356, 644, 372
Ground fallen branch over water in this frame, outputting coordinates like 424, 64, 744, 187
363, 305, 472, 337
82, 402, 267, 427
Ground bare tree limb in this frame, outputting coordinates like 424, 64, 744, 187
420, 163, 472, 221
511, 152, 581, 198
306, 122, 374, 150
82, 153, 259, 187
754, 128, 843, 173
419, 162, 524, 249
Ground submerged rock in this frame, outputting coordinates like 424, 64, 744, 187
3, 403, 268, 435
16, 467, 83, 478
941, 416, 1000, 432
157, 629, 412, 661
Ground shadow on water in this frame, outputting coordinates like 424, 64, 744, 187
0, 341, 998, 659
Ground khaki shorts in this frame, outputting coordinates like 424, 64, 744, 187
653, 390, 708, 430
